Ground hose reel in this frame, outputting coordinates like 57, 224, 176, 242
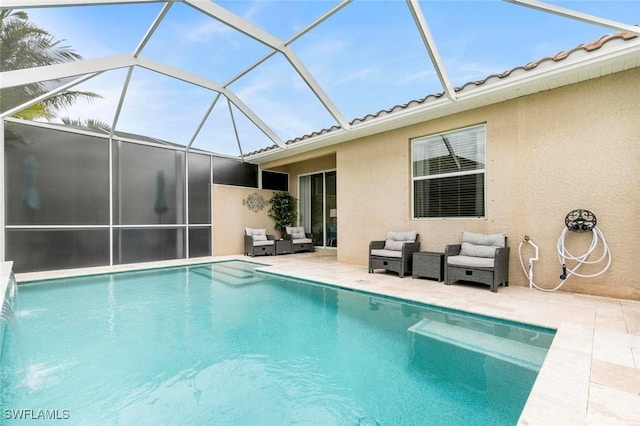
564, 209, 597, 233
519, 209, 611, 292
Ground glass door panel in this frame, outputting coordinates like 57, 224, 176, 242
326, 171, 337, 247
310, 173, 324, 247
299, 171, 337, 248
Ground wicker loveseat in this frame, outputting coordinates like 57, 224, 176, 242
244, 227, 275, 257
444, 231, 509, 292
283, 226, 314, 253
369, 230, 420, 278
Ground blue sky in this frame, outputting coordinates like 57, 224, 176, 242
25, 1, 639, 156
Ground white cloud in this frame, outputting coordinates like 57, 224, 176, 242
23, 0, 624, 155
50, 72, 125, 125
27, 8, 137, 58
233, 77, 332, 140
334, 68, 379, 86
182, 20, 234, 43
394, 70, 435, 86
241, 1, 268, 24
51, 68, 220, 146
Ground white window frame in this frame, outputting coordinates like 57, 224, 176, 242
411, 124, 487, 220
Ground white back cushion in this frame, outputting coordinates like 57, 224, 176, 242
383, 230, 418, 250
286, 226, 306, 239
245, 227, 267, 241
386, 230, 418, 242
459, 232, 505, 258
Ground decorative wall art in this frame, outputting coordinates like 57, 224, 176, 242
243, 193, 267, 213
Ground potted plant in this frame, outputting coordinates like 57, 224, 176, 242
267, 191, 297, 238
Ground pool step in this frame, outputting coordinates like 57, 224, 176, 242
407, 318, 548, 370
408, 317, 550, 405
191, 264, 260, 287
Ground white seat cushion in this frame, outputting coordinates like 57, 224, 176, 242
447, 255, 494, 268
371, 249, 403, 258
292, 238, 312, 244
252, 239, 274, 246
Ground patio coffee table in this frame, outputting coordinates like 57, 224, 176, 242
275, 239, 293, 255
412, 252, 444, 282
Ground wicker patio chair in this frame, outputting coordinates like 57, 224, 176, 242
444, 231, 509, 292
369, 230, 420, 278
283, 226, 314, 253
244, 227, 275, 257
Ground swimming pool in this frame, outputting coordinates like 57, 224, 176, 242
1, 261, 555, 425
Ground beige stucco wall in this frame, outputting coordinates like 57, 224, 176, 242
210, 156, 335, 257
286, 154, 336, 199
258, 68, 640, 299
212, 185, 277, 256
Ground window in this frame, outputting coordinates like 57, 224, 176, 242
262, 170, 289, 191
212, 156, 258, 187
412, 124, 486, 219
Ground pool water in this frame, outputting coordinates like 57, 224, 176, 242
1, 261, 555, 425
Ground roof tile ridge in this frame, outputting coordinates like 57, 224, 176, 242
435, 29, 639, 93
246, 28, 639, 158
552, 29, 638, 61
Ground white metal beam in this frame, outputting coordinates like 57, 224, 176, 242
183, 0, 283, 50
0, 0, 172, 8
109, 67, 134, 138
224, 52, 278, 88
131, 58, 285, 147
223, 91, 286, 149
186, 92, 222, 150
248, 33, 640, 164
282, 46, 351, 130
185, 0, 349, 130
285, 0, 352, 45
0, 52, 285, 148
227, 98, 244, 158
225, 0, 351, 86
0, 54, 135, 89
272, 1, 353, 130
134, 2, 173, 57
406, 0, 457, 100
223, 1, 353, 129
135, 56, 225, 91
0, 72, 101, 119
505, 0, 640, 36
3, 0, 343, 145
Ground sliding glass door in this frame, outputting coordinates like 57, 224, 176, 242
299, 171, 337, 248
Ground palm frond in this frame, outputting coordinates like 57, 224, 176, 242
60, 116, 112, 132
41, 90, 103, 113
12, 103, 53, 120
1, 9, 96, 123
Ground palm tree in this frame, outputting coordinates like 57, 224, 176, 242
60, 116, 112, 132
0, 9, 101, 120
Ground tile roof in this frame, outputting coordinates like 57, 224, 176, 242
246, 30, 638, 158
